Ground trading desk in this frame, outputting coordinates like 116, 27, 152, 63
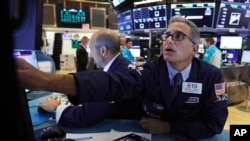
33, 119, 229, 141
221, 65, 250, 105
30, 97, 230, 141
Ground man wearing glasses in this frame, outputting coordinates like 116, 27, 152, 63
16, 15, 228, 140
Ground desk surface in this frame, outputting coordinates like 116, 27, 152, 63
30, 95, 229, 141
33, 119, 229, 141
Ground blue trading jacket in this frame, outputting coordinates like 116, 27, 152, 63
203, 44, 221, 63
120, 46, 135, 63
70, 56, 228, 140
58, 54, 140, 127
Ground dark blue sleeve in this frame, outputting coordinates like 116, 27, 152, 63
58, 102, 114, 127
69, 68, 143, 104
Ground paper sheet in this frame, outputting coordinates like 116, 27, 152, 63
109, 129, 151, 140
66, 132, 110, 141
66, 129, 151, 141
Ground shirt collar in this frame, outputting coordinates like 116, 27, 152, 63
81, 44, 87, 49
103, 53, 120, 72
167, 62, 192, 85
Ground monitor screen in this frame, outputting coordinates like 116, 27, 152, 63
133, 4, 167, 30
198, 44, 205, 53
130, 48, 141, 57
13, 49, 39, 93
216, 0, 250, 30
170, 3, 216, 29
13, 50, 39, 69
60, 8, 86, 24
117, 9, 133, 32
241, 50, 250, 64
220, 36, 243, 49
61, 32, 73, 40
112, 0, 126, 7
222, 49, 240, 63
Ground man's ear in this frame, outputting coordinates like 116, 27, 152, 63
100, 46, 108, 56
192, 44, 198, 55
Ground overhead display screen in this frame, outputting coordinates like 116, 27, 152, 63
60, 8, 86, 24
133, 4, 167, 30
171, 3, 216, 28
216, 0, 250, 30
117, 9, 133, 32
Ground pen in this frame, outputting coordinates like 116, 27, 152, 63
75, 136, 92, 140
64, 136, 92, 141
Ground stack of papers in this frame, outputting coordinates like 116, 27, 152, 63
66, 129, 152, 141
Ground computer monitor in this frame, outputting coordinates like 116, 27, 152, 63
117, 9, 133, 33
241, 50, 250, 64
111, 0, 126, 7
60, 8, 87, 24
220, 36, 243, 49
61, 32, 73, 40
216, 0, 250, 30
132, 4, 167, 30
56, 6, 89, 28
221, 49, 241, 63
170, 2, 216, 29
4, 0, 43, 140
13, 50, 39, 69
13, 50, 39, 93
130, 48, 141, 57
198, 44, 205, 53
10, 0, 43, 50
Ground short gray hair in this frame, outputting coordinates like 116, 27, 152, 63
94, 30, 120, 53
169, 15, 200, 44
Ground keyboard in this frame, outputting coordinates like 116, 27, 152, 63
223, 63, 234, 66
37, 96, 72, 113
56, 96, 71, 105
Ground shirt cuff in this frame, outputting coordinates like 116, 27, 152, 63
55, 104, 70, 124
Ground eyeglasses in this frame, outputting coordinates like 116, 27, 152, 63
161, 32, 196, 44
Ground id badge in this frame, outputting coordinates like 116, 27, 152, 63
182, 82, 202, 94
